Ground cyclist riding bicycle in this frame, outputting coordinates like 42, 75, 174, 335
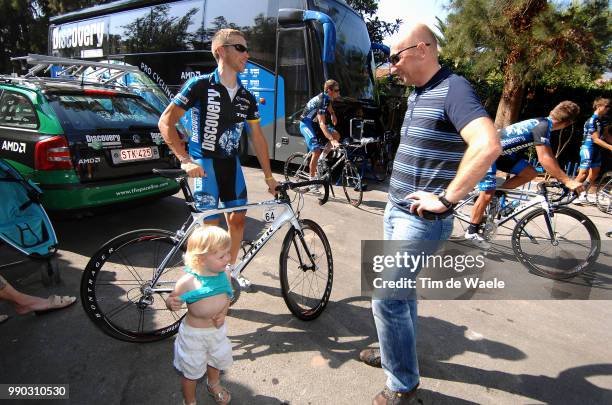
465, 101, 584, 247
299, 80, 342, 182
575, 97, 611, 204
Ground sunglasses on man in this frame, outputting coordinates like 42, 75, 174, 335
223, 43, 249, 53
389, 43, 431, 65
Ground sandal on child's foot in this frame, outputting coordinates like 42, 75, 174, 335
207, 381, 231, 404
182, 401, 196, 405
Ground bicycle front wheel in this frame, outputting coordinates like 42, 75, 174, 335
371, 147, 389, 182
81, 229, 187, 342
284, 152, 310, 183
342, 161, 363, 207
511, 207, 601, 279
596, 171, 612, 214
279, 219, 333, 321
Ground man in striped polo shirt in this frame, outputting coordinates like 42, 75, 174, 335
361, 24, 501, 405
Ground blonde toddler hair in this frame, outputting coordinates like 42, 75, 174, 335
184, 225, 231, 269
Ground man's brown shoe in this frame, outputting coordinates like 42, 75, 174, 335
359, 348, 382, 368
372, 386, 418, 405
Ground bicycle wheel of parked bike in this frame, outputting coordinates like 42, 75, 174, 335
284, 152, 311, 183
279, 219, 333, 321
342, 161, 363, 207
81, 229, 187, 342
370, 146, 390, 182
511, 207, 600, 279
596, 171, 612, 214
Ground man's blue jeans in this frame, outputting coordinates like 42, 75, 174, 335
373, 202, 453, 392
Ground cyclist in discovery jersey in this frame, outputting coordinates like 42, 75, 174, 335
299, 80, 341, 181
465, 101, 584, 247
158, 28, 278, 272
575, 97, 611, 204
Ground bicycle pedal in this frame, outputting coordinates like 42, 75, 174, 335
236, 275, 253, 291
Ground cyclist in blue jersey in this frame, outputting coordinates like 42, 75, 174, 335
299, 80, 341, 181
159, 29, 278, 277
466, 101, 583, 246
575, 97, 611, 204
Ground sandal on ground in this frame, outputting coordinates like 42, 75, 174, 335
34, 295, 77, 315
0, 314, 10, 325
207, 381, 231, 404
359, 347, 382, 368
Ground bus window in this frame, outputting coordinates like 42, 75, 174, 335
109, 0, 204, 54
204, 0, 278, 70
278, 28, 309, 136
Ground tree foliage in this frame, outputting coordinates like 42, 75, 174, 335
440, 0, 612, 127
345, 0, 402, 44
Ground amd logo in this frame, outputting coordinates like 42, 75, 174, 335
1, 140, 26, 154
78, 157, 101, 164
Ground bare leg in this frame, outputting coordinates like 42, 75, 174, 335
575, 168, 589, 183
225, 211, 246, 265
470, 190, 494, 226
207, 365, 230, 403
587, 167, 600, 187
180, 377, 197, 405
470, 166, 537, 226
0, 276, 60, 314
309, 149, 322, 178
500, 165, 537, 190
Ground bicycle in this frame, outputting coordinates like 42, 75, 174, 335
284, 142, 364, 207
81, 171, 333, 342
453, 181, 601, 279
596, 170, 612, 214
369, 130, 397, 182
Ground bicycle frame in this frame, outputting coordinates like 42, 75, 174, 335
147, 197, 307, 295
454, 188, 558, 241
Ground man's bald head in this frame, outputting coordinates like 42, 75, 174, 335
400, 24, 437, 54
390, 24, 440, 87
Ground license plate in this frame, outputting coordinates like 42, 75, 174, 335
111, 146, 159, 163
263, 206, 277, 222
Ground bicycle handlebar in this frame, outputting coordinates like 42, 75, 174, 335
275, 179, 330, 205
152, 169, 330, 205
537, 181, 577, 205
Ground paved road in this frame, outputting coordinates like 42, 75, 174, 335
1, 165, 611, 404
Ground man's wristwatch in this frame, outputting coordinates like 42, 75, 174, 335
179, 156, 192, 164
438, 191, 457, 212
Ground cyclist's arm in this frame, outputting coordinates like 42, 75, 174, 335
317, 113, 340, 145
158, 103, 204, 177
247, 120, 278, 194
592, 130, 612, 152
158, 103, 188, 160
535, 144, 582, 192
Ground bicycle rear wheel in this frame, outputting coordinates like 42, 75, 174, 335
279, 219, 333, 321
596, 172, 612, 214
81, 229, 187, 342
342, 161, 363, 207
284, 152, 311, 183
511, 207, 600, 279
370, 146, 389, 182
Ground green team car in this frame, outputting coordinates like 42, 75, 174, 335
0, 65, 180, 212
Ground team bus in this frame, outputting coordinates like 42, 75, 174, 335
49, 0, 383, 162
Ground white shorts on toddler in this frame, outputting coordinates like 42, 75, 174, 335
173, 321, 233, 380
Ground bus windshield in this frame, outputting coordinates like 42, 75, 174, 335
309, 0, 374, 100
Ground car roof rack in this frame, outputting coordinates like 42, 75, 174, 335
8, 54, 141, 90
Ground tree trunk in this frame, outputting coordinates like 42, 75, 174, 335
494, 73, 525, 129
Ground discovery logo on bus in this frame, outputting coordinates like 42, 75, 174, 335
52, 19, 106, 50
